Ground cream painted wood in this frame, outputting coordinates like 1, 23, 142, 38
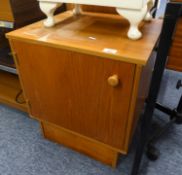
39, 2, 62, 27
38, 0, 155, 40
73, 4, 82, 15
145, 0, 155, 21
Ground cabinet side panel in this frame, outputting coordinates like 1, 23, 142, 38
124, 53, 155, 152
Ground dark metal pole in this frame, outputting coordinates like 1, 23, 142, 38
177, 96, 182, 113
152, 0, 159, 17
130, 3, 182, 175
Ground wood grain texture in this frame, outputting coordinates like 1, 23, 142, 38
7, 11, 162, 65
0, 0, 14, 22
10, 40, 135, 150
41, 121, 119, 167
7, 12, 161, 164
167, 18, 182, 72
67, 4, 181, 73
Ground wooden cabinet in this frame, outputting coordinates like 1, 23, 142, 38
7, 11, 162, 167
167, 18, 182, 72
9, 41, 135, 149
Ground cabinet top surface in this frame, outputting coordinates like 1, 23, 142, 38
7, 11, 162, 65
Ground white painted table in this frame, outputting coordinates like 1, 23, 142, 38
38, 0, 155, 40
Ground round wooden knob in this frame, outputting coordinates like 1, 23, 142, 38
107, 75, 119, 87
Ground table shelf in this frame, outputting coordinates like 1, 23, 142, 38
0, 70, 27, 112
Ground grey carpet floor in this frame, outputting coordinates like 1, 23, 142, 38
0, 70, 182, 175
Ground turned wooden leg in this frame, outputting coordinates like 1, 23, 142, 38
116, 5, 148, 40
39, 1, 62, 27
73, 4, 82, 15
144, 0, 155, 21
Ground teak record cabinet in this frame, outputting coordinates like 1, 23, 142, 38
7, 11, 162, 167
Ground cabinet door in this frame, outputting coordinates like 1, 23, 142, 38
12, 40, 135, 150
